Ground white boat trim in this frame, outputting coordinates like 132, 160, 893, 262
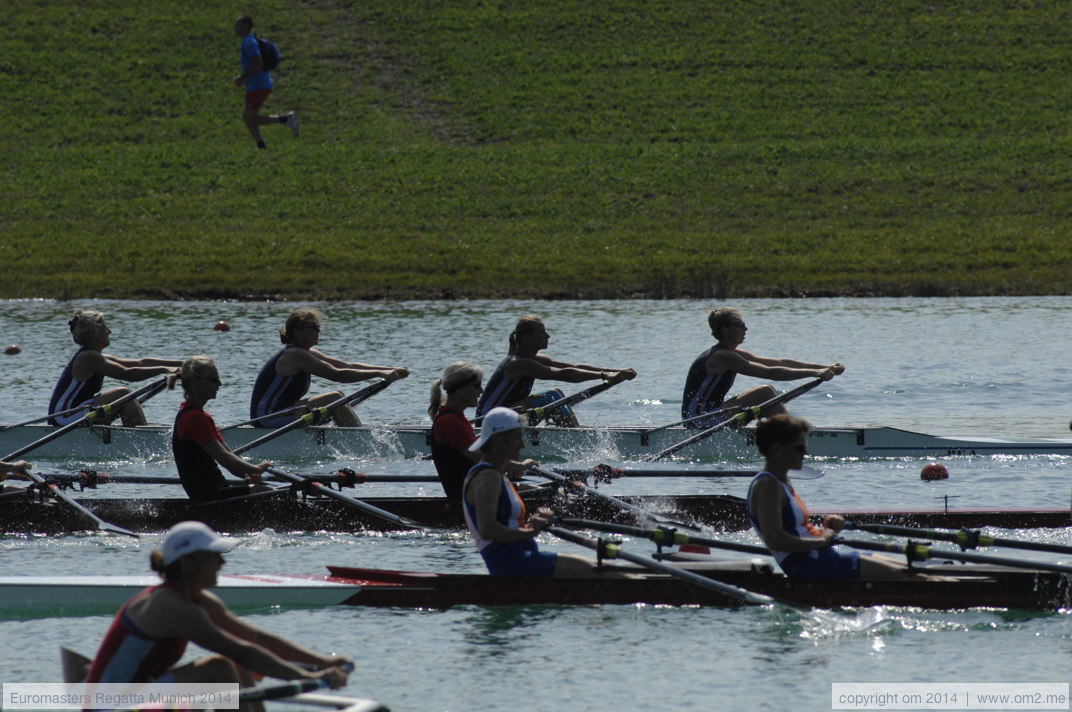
3, 423, 1072, 462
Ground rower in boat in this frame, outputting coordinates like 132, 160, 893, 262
172, 356, 274, 503
249, 308, 409, 427
428, 361, 535, 501
83, 521, 349, 712
475, 315, 636, 426
48, 309, 182, 426
463, 407, 622, 577
681, 307, 844, 428
747, 414, 910, 579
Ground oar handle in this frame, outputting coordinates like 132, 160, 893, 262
239, 663, 354, 702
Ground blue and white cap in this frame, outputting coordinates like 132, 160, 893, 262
469, 407, 526, 452
161, 521, 238, 566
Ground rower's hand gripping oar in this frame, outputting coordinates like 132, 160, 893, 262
546, 525, 779, 606
527, 464, 700, 530
845, 521, 1072, 556
239, 662, 355, 702
643, 377, 826, 462
835, 537, 1072, 575
265, 466, 437, 530
233, 378, 392, 456
1, 376, 169, 462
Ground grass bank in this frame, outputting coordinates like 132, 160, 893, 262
4, 0, 1072, 300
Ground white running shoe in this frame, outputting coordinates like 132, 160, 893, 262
286, 112, 299, 137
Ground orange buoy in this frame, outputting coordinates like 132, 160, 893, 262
920, 463, 949, 481
4, 345, 21, 355
213, 321, 231, 332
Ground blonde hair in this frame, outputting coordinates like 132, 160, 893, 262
707, 307, 743, 340
280, 309, 324, 344
507, 315, 544, 354
169, 355, 217, 396
428, 361, 484, 418
68, 310, 105, 345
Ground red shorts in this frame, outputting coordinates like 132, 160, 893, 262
244, 89, 272, 111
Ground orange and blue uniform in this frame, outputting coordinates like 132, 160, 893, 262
462, 463, 557, 577
746, 471, 860, 579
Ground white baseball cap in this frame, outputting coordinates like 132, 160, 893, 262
469, 407, 526, 452
161, 521, 238, 566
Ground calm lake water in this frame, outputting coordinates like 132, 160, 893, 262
1, 297, 1071, 711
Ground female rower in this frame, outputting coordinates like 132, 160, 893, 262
681, 307, 844, 428
48, 310, 182, 426
747, 414, 909, 579
171, 356, 273, 503
428, 361, 536, 502
249, 308, 408, 427
85, 521, 349, 712
475, 315, 636, 426
463, 407, 608, 577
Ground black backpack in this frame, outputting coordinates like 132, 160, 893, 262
255, 35, 281, 71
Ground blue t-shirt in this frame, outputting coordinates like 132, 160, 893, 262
240, 34, 273, 92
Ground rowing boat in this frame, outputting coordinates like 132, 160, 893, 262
6, 422, 1072, 462
4, 560, 1069, 616
1, 489, 1066, 534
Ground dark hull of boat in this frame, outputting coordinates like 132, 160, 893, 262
0, 491, 1068, 534
327, 563, 1072, 611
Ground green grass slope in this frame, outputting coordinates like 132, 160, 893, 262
4, 0, 1072, 299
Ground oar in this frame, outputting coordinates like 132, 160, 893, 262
17, 468, 138, 537
233, 379, 391, 455
31, 469, 441, 488
0, 404, 93, 431
0, 383, 166, 431
527, 465, 699, 530
473, 378, 625, 426
547, 526, 778, 605
1, 376, 169, 461
835, 537, 1072, 575
643, 377, 826, 462
218, 402, 309, 431
556, 517, 770, 557
845, 522, 1072, 556
518, 378, 625, 424
266, 466, 436, 529
553, 465, 825, 480
638, 404, 744, 444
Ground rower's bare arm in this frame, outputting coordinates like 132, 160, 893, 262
201, 440, 268, 479
712, 350, 835, 382
505, 357, 609, 384
81, 352, 176, 381
292, 350, 391, 383
184, 597, 336, 683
